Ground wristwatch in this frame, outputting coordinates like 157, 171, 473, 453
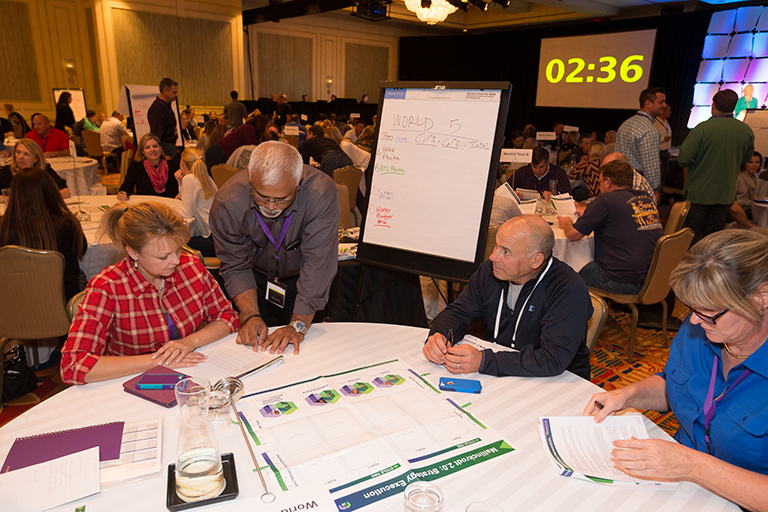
289, 320, 308, 335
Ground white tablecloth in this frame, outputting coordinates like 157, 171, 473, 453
48, 156, 106, 196
70, 195, 183, 279
0, 323, 737, 512
544, 214, 595, 272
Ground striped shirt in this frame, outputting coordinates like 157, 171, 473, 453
61, 254, 239, 385
616, 111, 661, 191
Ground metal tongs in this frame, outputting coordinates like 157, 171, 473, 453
214, 377, 276, 504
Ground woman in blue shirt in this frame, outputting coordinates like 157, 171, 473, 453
584, 230, 768, 512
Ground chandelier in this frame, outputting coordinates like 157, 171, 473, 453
403, 0, 457, 24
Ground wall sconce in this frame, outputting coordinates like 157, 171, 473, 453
326, 76, 333, 99
64, 58, 76, 85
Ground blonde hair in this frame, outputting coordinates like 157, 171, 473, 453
99, 202, 190, 253
324, 126, 343, 144
11, 139, 45, 173
134, 133, 167, 162
589, 141, 606, 162
669, 230, 768, 323
180, 148, 217, 199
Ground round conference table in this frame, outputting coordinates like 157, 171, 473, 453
0, 323, 738, 512
48, 156, 106, 196
68, 195, 184, 280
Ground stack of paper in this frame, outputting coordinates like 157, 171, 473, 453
551, 194, 577, 218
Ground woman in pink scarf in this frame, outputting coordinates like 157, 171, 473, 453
118, 133, 179, 200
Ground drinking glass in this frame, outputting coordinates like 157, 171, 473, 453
404, 481, 444, 512
208, 389, 232, 435
547, 179, 559, 214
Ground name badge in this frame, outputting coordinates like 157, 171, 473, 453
266, 279, 287, 308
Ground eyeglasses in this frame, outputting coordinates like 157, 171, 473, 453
250, 188, 297, 206
684, 305, 728, 325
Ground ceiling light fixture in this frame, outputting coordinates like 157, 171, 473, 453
404, 0, 457, 24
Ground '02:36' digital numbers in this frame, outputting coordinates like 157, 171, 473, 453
545, 55, 644, 84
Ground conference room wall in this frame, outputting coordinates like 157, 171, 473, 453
85, 0, 244, 115
399, 10, 712, 146
0, 0, 104, 122
244, 14, 433, 103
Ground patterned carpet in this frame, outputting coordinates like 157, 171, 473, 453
590, 307, 681, 437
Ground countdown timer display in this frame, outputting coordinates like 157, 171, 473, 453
536, 30, 657, 110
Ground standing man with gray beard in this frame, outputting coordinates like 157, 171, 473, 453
210, 141, 340, 355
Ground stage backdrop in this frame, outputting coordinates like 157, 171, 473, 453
399, 11, 711, 146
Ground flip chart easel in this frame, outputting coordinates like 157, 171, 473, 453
356, 81, 511, 284
117, 84, 182, 148
351, 81, 511, 320
53, 88, 87, 122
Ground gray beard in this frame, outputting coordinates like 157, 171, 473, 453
259, 205, 283, 218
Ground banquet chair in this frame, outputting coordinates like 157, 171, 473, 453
181, 245, 220, 272
13, 124, 23, 138
664, 200, 690, 236
333, 166, 363, 226
211, 164, 239, 189
103, 148, 133, 194
586, 293, 609, 355
336, 183, 353, 229
0, 246, 71, 367
588, 228, 694, 362
67, 291, 86, 322
284, 135, 300, 150
82, 129, 115, 170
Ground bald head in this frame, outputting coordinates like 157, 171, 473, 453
32, 114, 52, 136
602, 152, 628, 166
501, 215, 555, 259
491, 215, 554, 284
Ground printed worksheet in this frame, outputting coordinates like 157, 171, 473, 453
236, 360, 515, 511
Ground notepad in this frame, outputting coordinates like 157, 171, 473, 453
2, 421, 124, 473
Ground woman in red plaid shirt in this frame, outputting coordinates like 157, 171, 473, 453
61, 202, 240, 385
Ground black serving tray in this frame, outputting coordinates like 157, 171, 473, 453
166, 453, 239, 510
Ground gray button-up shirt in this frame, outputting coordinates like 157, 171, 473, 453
210, 165, 340, 316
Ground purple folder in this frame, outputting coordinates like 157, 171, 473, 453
2, 421, 124, 473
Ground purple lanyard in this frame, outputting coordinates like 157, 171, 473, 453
703, 355, 751, 453
256, 210, 293, 278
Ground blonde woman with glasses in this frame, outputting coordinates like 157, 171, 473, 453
584, 230, 768, 511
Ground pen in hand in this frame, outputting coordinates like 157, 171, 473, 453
446, 328, 454, 349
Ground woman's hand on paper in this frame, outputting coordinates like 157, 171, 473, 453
583, 389, 630, 422
152, 339, 206, 367
611, 437, 695, 481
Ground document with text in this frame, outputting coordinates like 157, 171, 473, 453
538, 415, 678, 487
